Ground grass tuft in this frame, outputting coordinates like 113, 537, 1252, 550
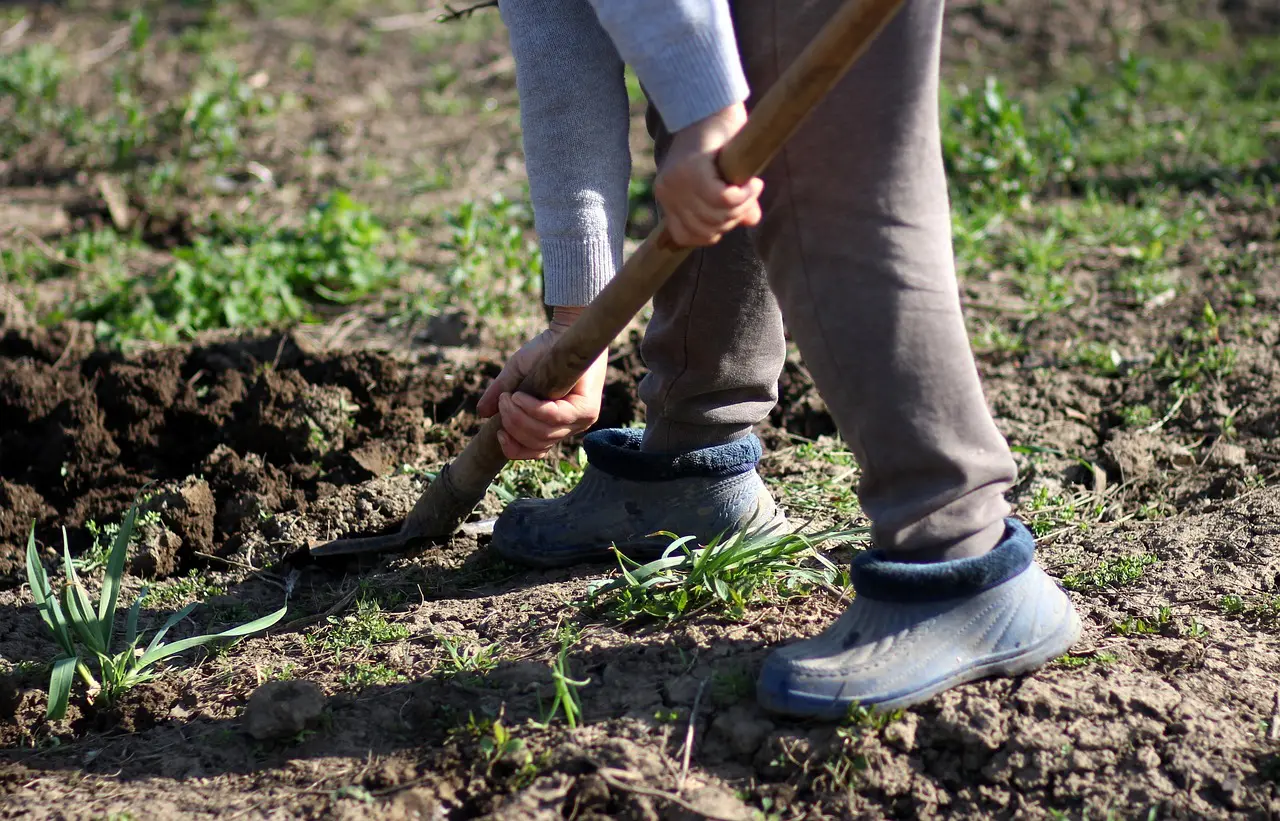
586, 526, 860, 623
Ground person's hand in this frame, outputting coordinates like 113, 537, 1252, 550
654, 102, 764, 247
477, 307, 608, 460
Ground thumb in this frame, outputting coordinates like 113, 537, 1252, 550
478, 362, 524, 418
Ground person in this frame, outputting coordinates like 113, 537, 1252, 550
478, 0, 1082, 718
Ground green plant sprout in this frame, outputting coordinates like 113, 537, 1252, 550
536, 625, 589, 730
25, 500, 287, 720
587, 526, 859, 622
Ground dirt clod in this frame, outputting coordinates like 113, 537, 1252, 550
243, 679, 327, 741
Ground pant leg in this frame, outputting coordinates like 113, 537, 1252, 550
734, 0, 1018, 559
638, 106, 787, 453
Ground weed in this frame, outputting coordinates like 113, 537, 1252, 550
1113, 605, 1205, 639
711, 667, 756, 704
439, 194, 542, 318
772, 441, 863, 522
491, 450, 585, 503
845, 703, 905, 733
142, 570, 226, 609
75, 505, 161, 573
587, 527, 856, 623
1218, 593, 1280, 623
340, 662, 406, 688
1054, 651, 1118, 669
479, 718, 530, 772
1008, 227, 1073, 314
971, 322, 1026, 356
1023, 485, 1106, 539
73, 194, 406, 341
25, 500, 286, 719
1072, 342, 1122, 377
1062, 554, 1159, 591
941, 77, 1086, 209
536, 624, 589, 729
816, 705, 904, 793
435, 635, 501, 679
1151, 302, 1237, 398
310, 598, 409, 657
1118, 404, 1155, 429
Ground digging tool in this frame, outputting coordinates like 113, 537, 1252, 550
311, 0, 908, 558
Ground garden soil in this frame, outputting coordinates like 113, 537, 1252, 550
2, 0, 1280, 819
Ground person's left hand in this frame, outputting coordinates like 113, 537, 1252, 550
476, 307, 607, 460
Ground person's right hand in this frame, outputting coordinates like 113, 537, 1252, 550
655, 101, 763, 247
477, 307, 608, 461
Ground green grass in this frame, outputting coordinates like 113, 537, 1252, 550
585, 527, 857, 623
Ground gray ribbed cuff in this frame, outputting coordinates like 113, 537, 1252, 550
636, 25, 749, 132
540, 233, 621, 306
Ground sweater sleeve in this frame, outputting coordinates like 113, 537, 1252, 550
587, 0, 748, 132
501, 0, 631, 307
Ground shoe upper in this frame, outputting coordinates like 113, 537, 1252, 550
491, 428, 785, 567
758, 519, 1082, 716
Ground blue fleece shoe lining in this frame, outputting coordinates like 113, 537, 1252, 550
582, 428, 762, 483
850, 518, 1036, 603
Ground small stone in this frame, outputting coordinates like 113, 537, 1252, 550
243, 680, 326, 741
1208, 443, 1248, 468
710, 705, 774, 758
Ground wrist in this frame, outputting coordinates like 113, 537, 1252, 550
550, 305, 585, 332
679, 102, 747, 148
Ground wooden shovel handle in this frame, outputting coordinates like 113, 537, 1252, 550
440, 0, 907, 503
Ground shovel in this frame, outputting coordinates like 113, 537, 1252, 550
311, 0, 907, 558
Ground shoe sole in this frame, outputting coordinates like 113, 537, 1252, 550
757, 606, 1083, 719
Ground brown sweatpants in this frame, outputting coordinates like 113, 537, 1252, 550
638, 0, 1018, 560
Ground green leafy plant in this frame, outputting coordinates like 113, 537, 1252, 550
439, 193, 542, 317
479, 718, 529, 772
436, 635, 502, 678
310, 597, 409, 657
587, 527, 857, 623
536, 626, 589, 729
25, 501, 287, 720
73, 194, 405, 341
1062, 554, 1159, 591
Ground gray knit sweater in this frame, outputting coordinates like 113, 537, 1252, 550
498, 0, 748, 306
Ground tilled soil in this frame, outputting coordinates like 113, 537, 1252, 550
0, 313, 1278, 820
3, 0, 1280, 819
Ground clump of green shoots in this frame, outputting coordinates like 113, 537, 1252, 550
587, 526, 858, 622
535, 624, 589, 729
25, 500, 287, 720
